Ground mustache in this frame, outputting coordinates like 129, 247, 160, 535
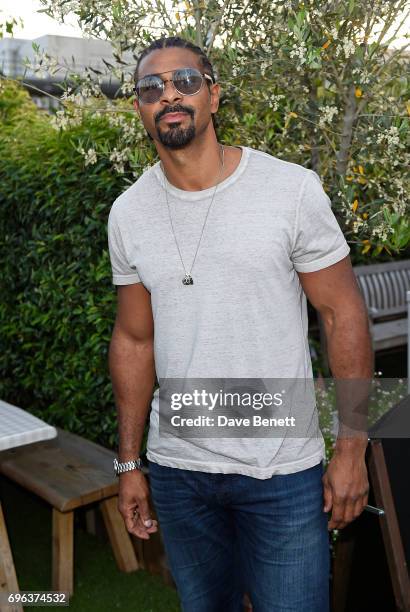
155, 105, 194, 123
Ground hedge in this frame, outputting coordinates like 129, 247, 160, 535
0, 80, 156, 449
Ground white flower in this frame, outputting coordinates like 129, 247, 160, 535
120, 72, 135, 95
109, 147, 131, 173
376, 126, 400, 148
335, 38, 355, 59
113, 162, 125, 174
342, 38, 355, 57
318, 105, 339, 128
352, 218, 364, 233
330, 27, 338, 40
371, 221, 392, 242
50, 110, 68, 130
352, 67, 371, 84
84, 148, 97, 165
61, 87, 73, 100
109, 147, 128, 163
268, 93, 285, 111
290, 41, 307, 65
260, 60, 273, 76
24, 50, 59, 77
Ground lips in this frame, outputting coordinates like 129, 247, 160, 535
161, 112, 188, 123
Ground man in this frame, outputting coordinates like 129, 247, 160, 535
107, 35, 373, 612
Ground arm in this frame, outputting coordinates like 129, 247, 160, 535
298, 255, 374, 530
109, 282, 158, 539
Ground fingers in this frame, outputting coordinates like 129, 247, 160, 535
119, 494, 159, 540
123, 509, 149, 540
118, 472, 159, 540
327, 495, 352, 530
322, 475, 333, 513
134, 504, 159, 535
327, 493, 368, 530
123, 507, 159, 540
323, 456, 370, 531
138, 498, 156, 529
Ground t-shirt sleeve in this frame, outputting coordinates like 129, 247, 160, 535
291, 169, 350, 273
107, 205, 141, 285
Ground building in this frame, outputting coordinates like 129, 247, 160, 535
0, 34, 133, 110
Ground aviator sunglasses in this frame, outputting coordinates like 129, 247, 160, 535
134, 67, 215, 104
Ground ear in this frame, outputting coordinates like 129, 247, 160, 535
209, 83, 220, 114
133, 98, 141, 117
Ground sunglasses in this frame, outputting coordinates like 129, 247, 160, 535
134, 67, 215, 104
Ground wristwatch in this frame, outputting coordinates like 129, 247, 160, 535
113, 457, 143, 476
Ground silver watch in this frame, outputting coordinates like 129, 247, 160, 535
113, 457, 143, 476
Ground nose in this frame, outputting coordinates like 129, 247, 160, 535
159, 78, 183, 105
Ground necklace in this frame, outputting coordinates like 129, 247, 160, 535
160, 143, 225, 285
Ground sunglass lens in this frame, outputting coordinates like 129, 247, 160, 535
136, 76, 163, 103
173, 68, 203, 95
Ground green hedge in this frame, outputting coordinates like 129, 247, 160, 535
0, 81, 155, 449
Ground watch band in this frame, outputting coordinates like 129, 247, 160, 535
113, 457, 143, 476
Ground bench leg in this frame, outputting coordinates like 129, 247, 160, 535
99, 497, 138, 573
331, 524, 356, 612
52, 509, 74, 596
84, 507, 98, 537
0, 502, 23, 612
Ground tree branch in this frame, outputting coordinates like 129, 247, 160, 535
336, 83, 358, 176
206, 0, 230, 53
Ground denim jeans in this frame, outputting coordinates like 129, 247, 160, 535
147, 459, 330, 612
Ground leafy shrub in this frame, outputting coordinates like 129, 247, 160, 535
0, 79, 152, 449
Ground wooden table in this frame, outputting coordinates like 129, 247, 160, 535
0, 399, 57, 612
0, 403, 139, 606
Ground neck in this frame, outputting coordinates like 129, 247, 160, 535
157, 130, 224, 191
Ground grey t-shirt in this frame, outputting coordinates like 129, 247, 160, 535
107, 145, 350, 478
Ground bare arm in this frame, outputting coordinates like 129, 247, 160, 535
298, 255, 374, 529
298, 255, 374, 382
109, 282, 157, 539
109, 282, 155, 460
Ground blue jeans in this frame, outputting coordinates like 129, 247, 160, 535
147, 459, 330, 612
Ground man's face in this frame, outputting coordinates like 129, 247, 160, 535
134, 47, 220, 150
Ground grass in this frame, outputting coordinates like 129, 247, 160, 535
0, 475, 181, 611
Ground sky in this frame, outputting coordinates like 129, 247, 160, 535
1, 0, 83, 39
1, 0, 409, 48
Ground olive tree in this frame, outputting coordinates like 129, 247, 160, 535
20, 0, 410, 255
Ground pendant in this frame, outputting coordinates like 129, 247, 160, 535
182, 274, 194, 285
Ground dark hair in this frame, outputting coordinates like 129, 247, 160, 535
134, 36, 216, 84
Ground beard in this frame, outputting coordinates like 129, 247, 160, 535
156, 121, 196, 149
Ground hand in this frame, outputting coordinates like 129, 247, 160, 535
322, 442, 369, 530
117, 470, 159, 540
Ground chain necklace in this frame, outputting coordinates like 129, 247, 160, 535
160, 143, 225, 285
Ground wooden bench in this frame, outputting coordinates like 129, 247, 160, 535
318, 259, 410, 373
0, 426, 139, 596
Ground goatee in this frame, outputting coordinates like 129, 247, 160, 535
156, 123, 196, 149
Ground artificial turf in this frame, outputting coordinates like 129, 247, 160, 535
0, 474, 181, 611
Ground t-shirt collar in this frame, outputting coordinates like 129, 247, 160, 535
153, 145, 249, 201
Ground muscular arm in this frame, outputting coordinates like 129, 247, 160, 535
298, 255, 374, 382
108, 282, 158, 540
299, 256, 374, 438
298, 255, 374, 529
108, 282, 156, 461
